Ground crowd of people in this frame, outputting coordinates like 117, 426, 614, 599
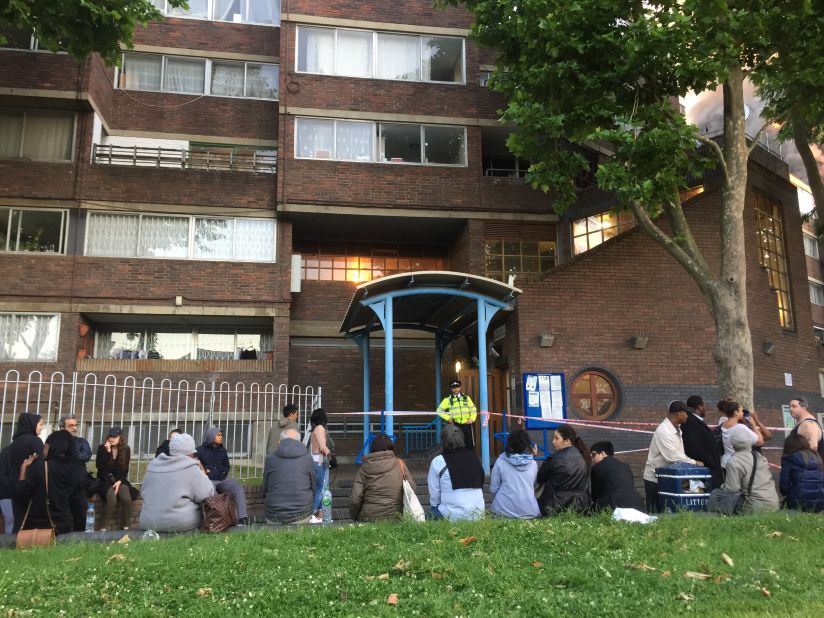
0, 392, 822, 537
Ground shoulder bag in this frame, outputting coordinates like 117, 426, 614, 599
707, 452, 758, 515
16, 461, 57, 549
200, 492, 238, 532
399, 460, 425, 522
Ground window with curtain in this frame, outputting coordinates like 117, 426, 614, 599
297, 27, 335, 74
376, 33, 420, 80
0, 109, 74, 161
295, 118, 334, 158
139, 215, 189, 258
163, 57, 206, 94
804, 233, 820, 259
335, 120, 373, 161
170, 0, 208, 18
0, 313, 59, 361
94, 326, 273, 360
810, 281, 824, 306
155, 0, 280, 25
122, 53, 162, 91
0, 208, 68, 253
85, 213, 139, 257
211, 61, 245, 97
337, 29, 372, 77
246, 63, 279, 99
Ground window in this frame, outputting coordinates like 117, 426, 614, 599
572, 211, 635, 255
0, 313, 60, 361
153, 0, 280, 25
810, 281, 824, 306
295, 241, 448, 282
295, 117, 466, 166
0, 207, 68, 253
570, 370, 619, 420
297, 26, 465, 84
484, 239, 556, 282
804, 233, 819, 260
479, 70, 492, 87
0, 109, 74, 161
85, 213, 275, 261
95, 326, 273, 360
119, 53, 279, 100
754, 192, 794, 330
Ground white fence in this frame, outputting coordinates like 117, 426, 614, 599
0, 370, 321, 484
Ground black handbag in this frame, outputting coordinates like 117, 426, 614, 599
328, 453, 338, 470
708, 452, 758, 515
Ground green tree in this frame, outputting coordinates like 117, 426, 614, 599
452, 0, 824, 405
0, 0, 187, 65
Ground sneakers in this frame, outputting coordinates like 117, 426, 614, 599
309, 515, 323, 524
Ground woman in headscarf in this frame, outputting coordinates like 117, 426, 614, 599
349, 433, 414, 522
196, 427, 248, 525
96, 426, 136, 531
0, 412, 44, 533
427, 424, 485, 521
536, 424, 592, 516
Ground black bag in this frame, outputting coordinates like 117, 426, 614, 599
239, 348, 257, 360
708, 452, 757, 515
328, 453, 338, 470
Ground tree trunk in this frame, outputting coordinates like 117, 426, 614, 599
791, 116, 824, 235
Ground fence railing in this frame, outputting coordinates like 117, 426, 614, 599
0, 370, 320, 484
92, 144, 278, 174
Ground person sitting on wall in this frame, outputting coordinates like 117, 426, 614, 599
350, 433, 413, 523
436, 379, 478, 452
262, 428, 316, 525
427, 424, 485, 521
489, 428, 540, 519
266, 404, 300, 455
196, 427, 249, 526
96, 426, 138, 531
589, 441, 646, 513
155, 428, 182, 458
536, 425, 592, 516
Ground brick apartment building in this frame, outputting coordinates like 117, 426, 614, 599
1, 1, 821, 460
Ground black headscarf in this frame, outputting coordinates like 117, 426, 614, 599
442, 448, 484, 489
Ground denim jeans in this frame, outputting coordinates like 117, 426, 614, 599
312, 462, 328, 512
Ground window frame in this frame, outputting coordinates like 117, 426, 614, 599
0, 108, 76, 162
0, 312, 61, 362
810, 279, 824, 306
152, 0, 281, 27
754, 191, 795, 331
803, 232, 820, 260
571, 210, 635, 256
483, 238, 557, 282
0, 207, 69, 254
569, 369, 620, 421
295, 25, 466, 85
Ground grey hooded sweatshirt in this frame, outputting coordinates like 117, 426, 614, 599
139, 454, 215, 532
262, 437, 315, 523
721, 430, 780, 513
266, 417, 300, 455
490, 453, 540, 518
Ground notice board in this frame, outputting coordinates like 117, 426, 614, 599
523, 372, 566, 429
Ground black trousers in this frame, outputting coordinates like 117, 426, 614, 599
644, 480, 660, 514
457, 421, 476, 452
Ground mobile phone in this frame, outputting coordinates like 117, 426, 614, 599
743, 409, 751, 419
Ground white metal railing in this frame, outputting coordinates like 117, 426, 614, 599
92, 144, 277, 174
702, 129, 783, 160
0, 370, 320, 484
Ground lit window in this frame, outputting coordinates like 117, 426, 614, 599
0, 207, 68, 253
0, 313, 60, 361
804, 233, 819, 259
810, 281, 824, 306
0, 109, 74, 161
571, 211, 635, 255
570, 370, 618, 420
296, 241, 448, 282
754, 192, 794, 329
484, 239, 556, 282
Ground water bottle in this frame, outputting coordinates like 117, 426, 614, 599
85, 503, 95, 532
322, 477, 333, 524
142, 530, 160, 541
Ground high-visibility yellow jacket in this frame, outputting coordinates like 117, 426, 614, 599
436, 393, 477, 424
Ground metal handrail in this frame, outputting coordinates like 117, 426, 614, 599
92, 144, 277, 174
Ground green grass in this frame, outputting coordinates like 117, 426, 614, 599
1, 512, 823, 617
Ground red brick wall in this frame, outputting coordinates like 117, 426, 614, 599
286, 0, 471, 29
0, 49, 86, 92
135, 18, 279, 58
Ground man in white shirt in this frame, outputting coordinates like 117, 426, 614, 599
643, 401, 703, 512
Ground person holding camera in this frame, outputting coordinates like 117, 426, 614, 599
717, 400, 763, 470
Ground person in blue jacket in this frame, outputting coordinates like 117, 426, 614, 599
196, 427, 249, 525
780, 432, 824, 512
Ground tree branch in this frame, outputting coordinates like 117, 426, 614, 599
662, 191, 712, 273
695, 134, 729, 182
747, 120, 774, 156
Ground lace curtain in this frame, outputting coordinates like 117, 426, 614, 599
246, 64, 279, 99
123, 54, 162, 91
138, 215, 189, 258
163, 57, 205, 94
0, 314, 58, 361
299, 27, 334, 74
337, 29, 372, 77
234, 219, 275, 261
211, 61, 245, 97
377, 34, 420, 80
336, 121, 373, 161
297, 118, 334, 158
86, 213, 139, 257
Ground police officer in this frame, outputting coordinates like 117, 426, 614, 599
437, 379, 477, 451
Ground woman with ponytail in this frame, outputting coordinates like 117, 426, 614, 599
535, 424, 592, 516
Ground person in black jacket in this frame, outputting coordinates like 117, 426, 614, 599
155, 428, 182, 457
536, 425, 591, 516
0, 412, 44, 533
95, 426, 135, 531
681, 395, 722, 488
589, 441, 646, 512
196, 427, 248, 525
13, 430, 87, 535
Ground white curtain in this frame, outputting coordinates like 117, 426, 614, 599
163, 57, 205, 94
247, 0, 280, 25
335, 120, 373, 161
123, 54, 162, 91
337, 30, 372, 77
0, 112, 23, 157
296, 118, 333, 158
298, 27, 334, 74
246, 64, 279, 99
234, 219, 275, 261
138, 215, 189, 258
0, 314, 58, 361
86, 213, 139, 257
194, 218, 234, 259
376, 34, 419, 80
21, 112, 73, 160
211, 61, 245, 97
171, 0, 208, 18
213, 0, 242, 22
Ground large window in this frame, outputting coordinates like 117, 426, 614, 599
810, 280, 824, 306
296, 26, 464, 84
754, 192, 794, 330
804, 233, 819, 260
572, 211, 635, 255
119, 53, 278, 100
0, 313, 60, 361
152, 0, 280, 26
0, 207, 68, 254
295, 241, 448, 283
85, 213, 275, 262
295, 118, 466, 166
95, 326, 273, 360
0, 109, 74, 161
484, 239, 556, 282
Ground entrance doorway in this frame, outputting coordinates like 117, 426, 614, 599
458, 367, 508, 457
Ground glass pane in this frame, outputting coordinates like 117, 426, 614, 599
522, 240, 538, 255
603, 226, 618, 240
504, 240, 520, 255
572, 219, 587, 236
138, 215, 189, 258
572, 375, 591, 393
122, 53, 162, 91
0, 111, 23, 157
86, 213, 139, 257
246, 64, 279, 99
0, 314, 59, 361
16, 210, 64, 253
211, 61, 245, 97
296, 118, 334, 159
146, 331, 192, 360
213, 0, 242, 22
424, 126, 465, 165
596, 398, 614, 416
197, 332, 235, 360
337, 29, 372, 78
539, 256, 555, 272
486, 240, 502, 254
576, 398, 592, 413
422, 37, 463, 82
380, 124, 421, 163
163, 57, 205, 94
503, 255, 519, 273
521, 256, 538, 273
21, 111, 73, 160
96, 330, 143, 359
486, 256, 502, 273
539, 241, 556, 258
601, 212, 618, 229
573, 235, 589, 255
235, 219, 275, 261
194, 218, 233, 259
376, 33, 420, 80
247, 0, 280, 25
297, 27, 334, 74
170, 0, 208, 18
336, 120, 373, 161
588, 231, 603, 247
595, 376, 613, 395
587, 215, 602, 231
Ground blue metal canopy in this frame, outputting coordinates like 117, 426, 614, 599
340, 271, 521, 473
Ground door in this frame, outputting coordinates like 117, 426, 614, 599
458, 367, 508, 457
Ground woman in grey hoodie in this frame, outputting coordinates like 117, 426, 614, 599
490, 429, 540, 518
139, 434, 215, 532
720, 429, 780, 513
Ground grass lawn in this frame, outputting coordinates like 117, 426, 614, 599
1, 512, 822, 617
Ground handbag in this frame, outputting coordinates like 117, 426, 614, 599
328, 453, 338, 470
201, 492, 238, 532
399, 460, 425, 522
16, 461, 57, 550
708, 452, 758, 515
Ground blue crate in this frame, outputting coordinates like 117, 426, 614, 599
655, 462, 712, 513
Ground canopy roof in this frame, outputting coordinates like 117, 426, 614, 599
339, 271, 521, 339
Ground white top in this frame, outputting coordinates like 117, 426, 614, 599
427, 455, 485, 521
643, 418, 696, 482
720, 421, 758, 468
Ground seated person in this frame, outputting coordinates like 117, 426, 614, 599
720, 430, 780, 513
427, 424, 485, 521
350, 434, 413, 522
490, 429, 540, 519
196, 427, 249, 525
262, 428, 315, 524
779, 433, 824, 512
139, 433, 215, 532
536, 425, 592, 516
590, 441, 646, 512
155, 428, 182, 457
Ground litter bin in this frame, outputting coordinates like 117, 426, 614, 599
655, 462, 712, 512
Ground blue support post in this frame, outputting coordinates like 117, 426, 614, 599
356, 333, 371, 453
476, 299, 499, 475
370, 298, 394, 438
434, 334, 444, 443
